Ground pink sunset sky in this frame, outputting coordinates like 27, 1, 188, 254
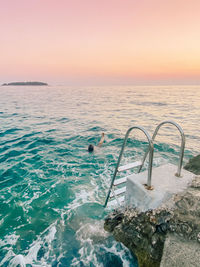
1, 0, 200, 85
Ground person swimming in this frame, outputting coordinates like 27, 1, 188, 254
88, 133, 104, 152
88, 144, 94, 152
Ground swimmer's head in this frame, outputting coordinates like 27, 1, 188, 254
88, 144, 94, 152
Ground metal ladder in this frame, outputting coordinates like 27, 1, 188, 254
104, 121, 185, 208
104, 126, 154, 208
138, 121, 185, 177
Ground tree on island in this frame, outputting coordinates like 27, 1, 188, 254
2, 81, 48, 86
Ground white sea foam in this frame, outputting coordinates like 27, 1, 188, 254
0, 233, 20, 247
3, 223, 57, 267
0, 250, 15, 266
71, 218, 135, 267
67, 188, 95, 211
102, 240, 135, 267
76, 220, 109, 242
71, 220, 109, 267
91, 162, 113, 202
26, 242, 42, 263
9, 254, 26, 267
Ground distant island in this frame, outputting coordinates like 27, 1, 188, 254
2, 82, 48, 86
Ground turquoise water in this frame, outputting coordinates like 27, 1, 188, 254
0, 85, 199, 266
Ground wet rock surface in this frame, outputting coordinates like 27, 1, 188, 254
184, 154, 200, 175
104, 176, 200, 267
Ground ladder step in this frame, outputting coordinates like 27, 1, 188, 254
110, 186, 126, 198
107, 196, 125, 208
118, 160, 142, 172
113, 177, 127, 186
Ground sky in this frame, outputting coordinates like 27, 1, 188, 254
1, 0, 200, 85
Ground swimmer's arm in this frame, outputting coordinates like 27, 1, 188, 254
97, 133, 105, 147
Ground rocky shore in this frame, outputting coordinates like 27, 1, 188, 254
104, 156, 200, 266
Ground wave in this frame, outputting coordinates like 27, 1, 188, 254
0, 128, 22, 138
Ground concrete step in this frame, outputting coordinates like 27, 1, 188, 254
161, 234, 200, 267
126, 163, 195, 212
118, 161, 142, 172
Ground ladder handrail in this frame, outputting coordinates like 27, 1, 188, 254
104, 126, 154, 207
138, 121, 185, 177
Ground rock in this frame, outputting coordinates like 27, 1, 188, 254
105, 207, 171, 266
104, 176, 200, 267
104, 211, 124, 232
184, 154, 200, 174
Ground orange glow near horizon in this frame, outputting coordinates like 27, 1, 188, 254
1, 0, 200, 85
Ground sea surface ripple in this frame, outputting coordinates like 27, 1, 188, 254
0, 85, 200, 266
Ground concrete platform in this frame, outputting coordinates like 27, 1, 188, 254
126, 163, 194, 211
160, 234, 200, 267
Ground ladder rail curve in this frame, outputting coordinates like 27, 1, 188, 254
138, 120, 185, 177
104, 126, 154, 208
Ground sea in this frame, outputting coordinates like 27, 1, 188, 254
0, 85, 200, 266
